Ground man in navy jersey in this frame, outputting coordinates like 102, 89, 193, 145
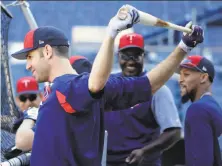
11, 4, 204, 166
178, 55, 222, 166
12, 56, 92, 153
105, 33, 182, 166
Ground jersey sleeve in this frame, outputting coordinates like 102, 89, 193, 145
104, 75, 152, 110
57, 74, 103, 113
151, 85, 182, 133
185, 103, 214, 166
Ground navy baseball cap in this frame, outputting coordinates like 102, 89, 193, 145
69, 55, 92, 74
11, 26, 70, 60
179, 55, 215, 82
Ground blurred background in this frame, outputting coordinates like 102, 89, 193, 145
1, 0, 222, 164
4, 0, 222, 123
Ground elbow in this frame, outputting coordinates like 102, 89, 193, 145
88, 84, 104, 93
88, 78, 105, 93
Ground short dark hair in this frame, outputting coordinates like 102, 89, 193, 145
53, 46, 69, 58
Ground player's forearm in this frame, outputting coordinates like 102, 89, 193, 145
142, 128, 181, 154
15, 119, 35, 151
89, 36, 115, 93
147, 46, 186, 94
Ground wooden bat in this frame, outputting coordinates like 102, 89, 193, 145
118, 6, 192, 34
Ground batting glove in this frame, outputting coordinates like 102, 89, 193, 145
23, 107, 39, 121
107, 4, 140, 38
179, 21, 204, 53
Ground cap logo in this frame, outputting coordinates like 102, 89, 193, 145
39, 40, 44, 44
202, 66, 207, 72
129, 34, 135, 43
22, 79, 30, 87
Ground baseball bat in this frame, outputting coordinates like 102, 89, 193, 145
118, 6, 192, 34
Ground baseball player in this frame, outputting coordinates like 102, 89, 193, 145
105, 33, 182, 166
13, 56, 91, 153
4, 77, 41, 159
10, 5, 203, 166
14, 76, 42, 151
12, 76, 41, 133
178, 55, 222, 166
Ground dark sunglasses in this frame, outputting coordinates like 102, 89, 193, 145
19, 94, 37, 102
119, 52, 144, 61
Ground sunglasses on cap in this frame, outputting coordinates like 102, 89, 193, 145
19, 94, 37, 102
119, 52, 144, 61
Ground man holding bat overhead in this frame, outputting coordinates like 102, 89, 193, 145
11, 4, 203, 166
104, 33, 182, 166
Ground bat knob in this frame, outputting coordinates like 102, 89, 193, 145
117, 7, 128, 20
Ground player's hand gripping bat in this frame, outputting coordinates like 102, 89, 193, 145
118, 5, 192, 34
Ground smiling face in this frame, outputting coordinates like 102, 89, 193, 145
118, 47, 144, 77
179, 68, 204, 103
26, 47, 51, 83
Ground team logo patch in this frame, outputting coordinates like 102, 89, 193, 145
22, 79, 30, 87
42, 85, 51, 102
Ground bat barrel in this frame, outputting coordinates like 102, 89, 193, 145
167, 22, 192, 33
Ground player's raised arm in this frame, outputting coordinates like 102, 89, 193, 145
147, 22, 204, 94
88, 5, 139, 93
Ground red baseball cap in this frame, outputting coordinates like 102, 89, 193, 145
11, 26, 69, 60
179, 55, 215, 82
69, 55, 92, 74
16, 76, 39, 95
118, 33, 144, 52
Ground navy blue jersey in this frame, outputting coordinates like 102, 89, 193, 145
185, 95, 222, 166
104, 73, 181, 165
30, 73, 152, 166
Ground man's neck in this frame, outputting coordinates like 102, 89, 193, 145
194, 86, 212, 102
49, 61, 77, 82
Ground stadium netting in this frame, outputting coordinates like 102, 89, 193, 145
1, 3, 21, 162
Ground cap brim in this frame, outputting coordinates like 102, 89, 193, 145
17, 90, 39, 96
118, 45, 144, 52
11, 48, 35, 60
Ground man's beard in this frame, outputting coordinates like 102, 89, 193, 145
181, 88, 197, 103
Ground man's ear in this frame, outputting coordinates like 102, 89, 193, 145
200, 73, 209, 84
43, 44, 53, 59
